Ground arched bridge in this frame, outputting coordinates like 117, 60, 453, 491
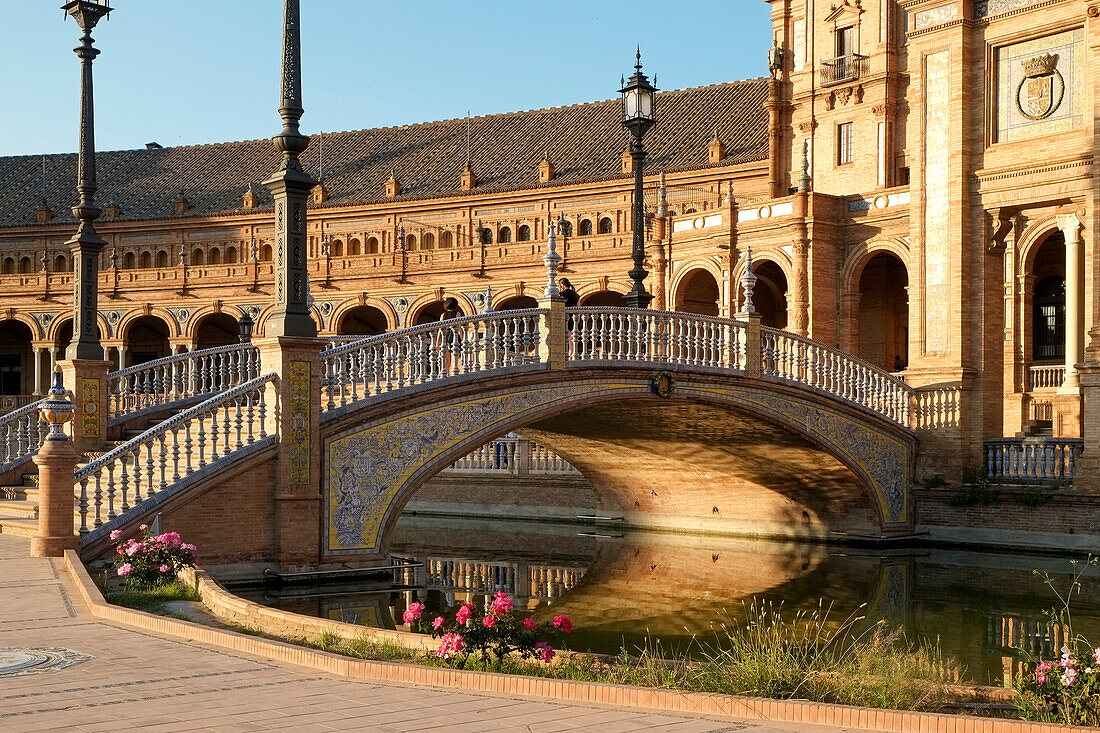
5, 306, 927, 564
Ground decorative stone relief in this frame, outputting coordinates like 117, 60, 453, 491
384, 296, 410, 327
975, 0, 1041, 18
287, 361, 311, 485
996, 29, 1083, 142
166, 307, 191, 331
103, 310, 122, 337
29, 312, 55, 338
913, 4, 958, 30
924, 50, 951, 355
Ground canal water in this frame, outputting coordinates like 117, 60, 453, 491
239, 514, 1100, 686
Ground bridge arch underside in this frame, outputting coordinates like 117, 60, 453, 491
322, 371, 914, 561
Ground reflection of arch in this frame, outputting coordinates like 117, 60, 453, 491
495, 295, 538, 311
323, 371, 914, 559
193, 312, 241, 349
674, 268, 720, 316
338, 305, 389, 336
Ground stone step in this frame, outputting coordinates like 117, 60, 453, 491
0, 517, 38, 537
21, 473, 39, 487
0, 498, 37, 519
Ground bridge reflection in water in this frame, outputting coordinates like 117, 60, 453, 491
241, 513, 1100, 686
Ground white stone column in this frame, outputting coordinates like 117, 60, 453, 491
31, 348, 44, 396
117, 345, 128, 370
1058, 213, 1085, 390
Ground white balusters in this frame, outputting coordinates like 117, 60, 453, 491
77, 374, 275, 535
0, 398, 49, 473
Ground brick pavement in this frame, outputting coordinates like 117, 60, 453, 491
0, 534, 852, 733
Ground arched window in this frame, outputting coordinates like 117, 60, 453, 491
349, 238, 362, 256
1033, 276, 1066, 361
192, 249, 205, 266
140, 251, 152, 269
125, 252, 136, 269
19, 257, 31, 274
260, 244, 273, 262
330, 239, 344, 257
156, 250, 169, 268
683, 207, 697, 215
225, 246, 237, 264
55, 254, 68, 272
405, 234, 417, 251
2, 258, 13, 275
498, 227, 512, 243
209, 248, 221, 265
479, 227, 493, 245
422, 232, 435, 250
518, 225, 531, 242
598, 217, 613, 234
559, 220, 573, 237
440, 231, 453, 248
366, 236, 379, 254
579, 219, 593, 236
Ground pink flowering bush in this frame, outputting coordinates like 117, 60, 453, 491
111, 526, 197, 587
404, 591, 571, 666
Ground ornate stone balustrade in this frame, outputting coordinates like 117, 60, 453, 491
76, 373, 275, 534
412, 557, 585, 601
448, 435, 579, 475
984, 437, 1082, 483
107, 344, 260, 418
1028, 364, 1065, 391
321, 310, 545, 412
0, 398, 48, 474
762, 327, 911, 425
914, 386, 961, 430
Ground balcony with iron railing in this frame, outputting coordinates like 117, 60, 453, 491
820, 54, 869, 86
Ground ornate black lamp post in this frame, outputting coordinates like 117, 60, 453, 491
263, 0, 317, 338
62, 0, 112, 359
621, 49, 657, 310
237, 312, 254, 343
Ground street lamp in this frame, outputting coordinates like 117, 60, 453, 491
62, 0, 112, 359
237, 312, 254, 343
621, 48, 657, 309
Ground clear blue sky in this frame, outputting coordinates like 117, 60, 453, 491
1, 1, 772, 157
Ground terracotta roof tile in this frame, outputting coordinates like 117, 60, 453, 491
0, 78, 769, 228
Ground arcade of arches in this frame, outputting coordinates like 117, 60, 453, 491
675, 269, 720, 317
856, 254, 909, 373
338, 306, 388, 336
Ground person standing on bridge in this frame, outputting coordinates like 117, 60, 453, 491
559, 279, 581, 356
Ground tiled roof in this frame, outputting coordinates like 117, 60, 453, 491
0, 78, 769, 228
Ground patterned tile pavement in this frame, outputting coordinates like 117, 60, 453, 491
0, 534, 853, 732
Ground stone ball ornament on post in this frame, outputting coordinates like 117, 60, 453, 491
31, 368, 81, 557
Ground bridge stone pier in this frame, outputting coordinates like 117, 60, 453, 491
15, 302, 926, 570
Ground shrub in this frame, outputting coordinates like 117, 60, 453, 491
403, 592, 570, 665
921, 475, 947, 489
949, 466, 998, 507
1017, 484, 1056, 508
111, 524, 197, 587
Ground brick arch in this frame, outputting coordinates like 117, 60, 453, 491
0, 311, 45, 340
252, 302, 324, 336
574, 280, 630, 300
321, 369, 914, 560
116, 307, 179, 340
669, 257, 724, 298
405, 292, 476, 326
841, 239, 911, 293
46, 311, 111, 345
330, 297, 398, 334
1017, 215, 1063, 276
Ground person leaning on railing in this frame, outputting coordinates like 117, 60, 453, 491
559, 279, 581, 355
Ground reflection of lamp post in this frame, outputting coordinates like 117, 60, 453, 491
62, 0, 113, 359
237, 312, 254, 343
620, 49, 657, 309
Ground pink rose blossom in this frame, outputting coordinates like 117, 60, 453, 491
535, 641, 555, 663
523, 618, 537, 631
552, 615, 573, 634
1062, 667, 1078, 687
434, 632, 464, 658
117, 563, 133, 577
125, 541, 143, 557
1094, 648, 1100, 664
402, 602, 425, 624
158, 564, 170, 573
139, 524, 148, 531
432, 616, 444, 631
109, 529, 122, 540
489, 591, 514, 616
455, 603, 474, 625
183, 543, 197, 553
482, 615, 497, 628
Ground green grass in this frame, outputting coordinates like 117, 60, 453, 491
103, 581, 198, 613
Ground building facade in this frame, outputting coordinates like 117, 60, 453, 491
0, 0, 1097, 480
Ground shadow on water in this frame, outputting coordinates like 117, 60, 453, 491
238, 514, 1100, 685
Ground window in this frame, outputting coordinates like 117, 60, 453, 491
579, 219, 593, 236
125, 252, 137, 269
366, 237, 379, 254
2, 258, 13, 275
54, 254, 68, 272
559, 220, 573, 237
19, 257, 31, 273
330, 239, 344, 257
422, 232, 435, 250
517, 225, 531, 241
837, 122, 853, 166
349, 238, 362, 256
157, 250, 169, 267
405, 234, 417, 251
499, 227, 511, 243
440, 231, 453, 249
140, 251, 152, 268
598, 217, 613, 234
479, 227, 493, 245
224, 247, 237, 264
1033, 276, 1066, 361
208, 248, 221, 265
260, 244, 273, 262
836, 25, 854, 58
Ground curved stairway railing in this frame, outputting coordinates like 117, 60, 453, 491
321, 310, 546, 412
107, 343, 260, 418
760, 327, 910, 425
76, 373, 275, 535
0, 398, 48, 475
